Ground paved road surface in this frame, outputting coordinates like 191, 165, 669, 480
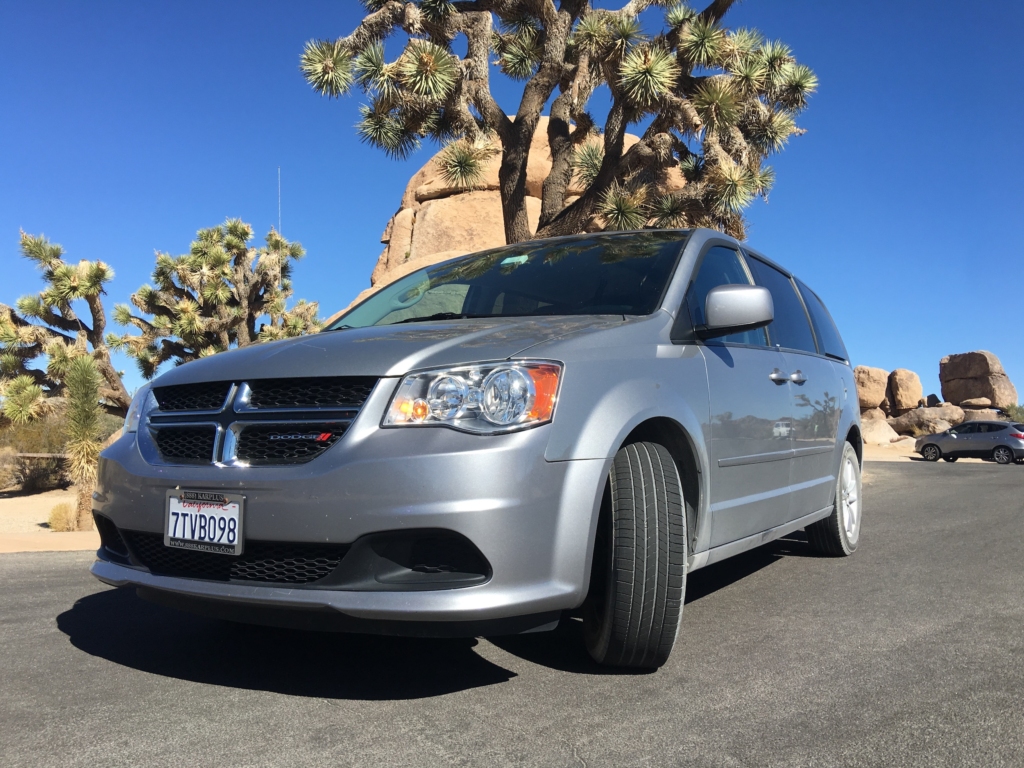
2, 461, 1022, 767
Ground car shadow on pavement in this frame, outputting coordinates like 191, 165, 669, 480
57, 587, 516, 700
490, 534, 818, 673
488, 618, 655, 676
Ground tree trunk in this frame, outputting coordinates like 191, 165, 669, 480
498, 128, 536, 245
536, 101, 630, 238
538, 105, 574, 230
75, 483, 94, 531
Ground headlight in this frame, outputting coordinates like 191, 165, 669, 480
383, 361, 562, 434
123, 385, 154, 433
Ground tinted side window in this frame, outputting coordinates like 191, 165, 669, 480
954, 424, 977, 434
981, 423, 1008, 433
797, 279, 849, 361
746, 256, 816, 353
685, 246, 767, 346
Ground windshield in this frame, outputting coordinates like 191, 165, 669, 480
330, 231, 688, 329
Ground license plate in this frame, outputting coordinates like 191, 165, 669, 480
165, 490, 244, 555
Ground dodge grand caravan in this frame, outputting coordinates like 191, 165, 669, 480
91, 228, 862, 669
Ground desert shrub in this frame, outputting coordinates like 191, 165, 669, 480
48, 503, 76, 532
0, 410, 70, 491
16, 456, 68, 493
0, 410, 67, 453
0, 446, 17, 490
1003, 403, 1024, 423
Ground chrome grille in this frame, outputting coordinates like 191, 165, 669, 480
153, 381, 232, 411
143, 376, 378, 467
247, 377, 377, 409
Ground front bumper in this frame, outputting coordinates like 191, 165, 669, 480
91, 384, 609, 631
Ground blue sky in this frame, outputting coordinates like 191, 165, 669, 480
1, 0, 1021, 399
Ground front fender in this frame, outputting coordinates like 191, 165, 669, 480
541, 344, 712, 566
543, 344, 710, 465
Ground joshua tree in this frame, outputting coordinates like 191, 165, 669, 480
300, 0, 816, 242
63, 356, 102, 530
109, 220, 320, 378
0, 232, 131, 420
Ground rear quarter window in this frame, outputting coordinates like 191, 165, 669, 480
745, 256, 817, 354
796, 279, 849, 361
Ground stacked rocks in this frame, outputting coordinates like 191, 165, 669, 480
855, 350, 1018, 443
854, 366, 926, 419
939, 351, 1018, 419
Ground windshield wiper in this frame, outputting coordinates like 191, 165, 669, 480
390, 312, 498, 324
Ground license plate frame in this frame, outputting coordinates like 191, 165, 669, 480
164, 489, 245, 556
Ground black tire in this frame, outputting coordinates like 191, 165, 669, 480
993, 446, 1014, 465
942, 456, 958, 463
807, 442, 861, 557
921, 444, 941, 461
582, 442, 686, 669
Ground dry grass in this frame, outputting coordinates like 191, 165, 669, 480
47, 502, 76, 532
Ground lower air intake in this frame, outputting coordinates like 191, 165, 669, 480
122, 531, 349, 584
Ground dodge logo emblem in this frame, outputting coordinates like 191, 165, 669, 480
268, 432, 333, 442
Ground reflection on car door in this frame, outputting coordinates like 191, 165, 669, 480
683, 245, 795, 548
746, 255, 841, 521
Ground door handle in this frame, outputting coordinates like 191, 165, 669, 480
769, 369, 790, 383
789, 370, 807, 384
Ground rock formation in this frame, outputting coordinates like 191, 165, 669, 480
861, 418, 899, 446
855, 353, 1018, 443
886, 406, 963, 437
961, 408, 1004, 422
886, 368, 924, 415
939, 351, 1017, 410
854, 366, 889, 411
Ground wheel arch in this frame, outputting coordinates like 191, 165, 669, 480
620, 417, 703, 554
846, 423, 863, 465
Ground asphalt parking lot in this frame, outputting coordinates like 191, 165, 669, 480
1, 460, 1022, 768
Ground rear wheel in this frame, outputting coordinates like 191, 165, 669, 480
993, 446, 1014, 465
582, 442, 686, 669
942, 456, 958, 463
807, 442, 861, 556
921, 444, 941, 461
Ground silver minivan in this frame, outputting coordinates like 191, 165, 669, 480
92, 229, 862, 669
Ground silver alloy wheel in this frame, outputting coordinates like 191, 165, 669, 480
840, 455, 861, 545
994, 446, 1013, 465
922, 445, 940, 461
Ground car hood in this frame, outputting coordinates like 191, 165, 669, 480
151, 316, 625, 386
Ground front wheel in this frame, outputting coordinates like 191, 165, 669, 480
993, 446, 1014, 465
582, 442, 686, 669
921, 444, 941, 462
807, 442, 862, 556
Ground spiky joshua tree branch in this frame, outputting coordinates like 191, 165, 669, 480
301, 0, 816, 243
0, 232, 131, 420
108, 220, 321, 379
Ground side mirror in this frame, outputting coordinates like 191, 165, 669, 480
699, 284, 774, 339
